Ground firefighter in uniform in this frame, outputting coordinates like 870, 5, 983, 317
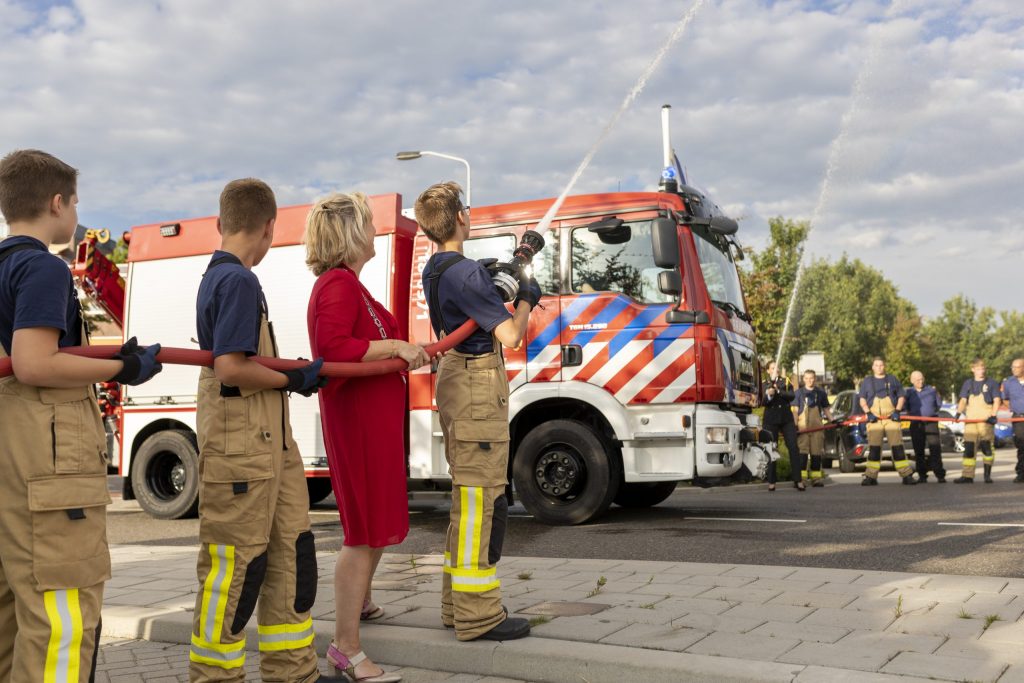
189, 179, 341, 682
1001, 359, 1024, 483
954, 358, 1002, 484
858, 357, 915, 485
792, 369, 833, 487
762, 361, 803, 491
906, 371, 946, 483
416, 182, 536, 642
0, 150, 162, 682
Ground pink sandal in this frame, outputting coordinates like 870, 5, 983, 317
360, 599, 385, 621
326, 643, 401, 682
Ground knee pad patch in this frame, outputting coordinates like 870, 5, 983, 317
231, 551, 268, 635
488, 495, 509, 566
293, 530, 318, 614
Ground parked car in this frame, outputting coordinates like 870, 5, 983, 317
824, 390, 955, 472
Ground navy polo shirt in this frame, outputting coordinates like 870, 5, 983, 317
196, 251, 266, 358
1002, 377, 1024, 414
0, 236, 81, 355
422, 252, 512, 355
906, 385, 941, 417
792, 386, 829, 415
858, 374, 905, 408
959, 378, 1002, 405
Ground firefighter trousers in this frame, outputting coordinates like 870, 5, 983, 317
436, 349, 511, 641
961, 394, 994, 480
190, 371, 319, 682
0, 369, 111, 683
864, 397, 913, 479
797, 408, 825, 483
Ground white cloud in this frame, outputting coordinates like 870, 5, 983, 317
0, 0, 1021, 316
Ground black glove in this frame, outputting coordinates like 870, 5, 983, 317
890, 411, 900, 422
281, 358, 327, 397
110, 337, 163, 386
867, 412, 878, 423
986, 415, 998, 425
954, 412, 963, 421
514, 276, 542, 310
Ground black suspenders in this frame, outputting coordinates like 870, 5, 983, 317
425, 253, 466, 338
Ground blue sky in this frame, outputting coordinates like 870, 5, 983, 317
1, 0, 1022, 315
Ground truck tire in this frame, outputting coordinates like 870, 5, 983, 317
613, 481, 677, 508
513, 419, 621, 526
306, 478, 334, 506
131, 430, 200, 520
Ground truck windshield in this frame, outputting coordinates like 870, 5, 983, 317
691, 230, 747, 315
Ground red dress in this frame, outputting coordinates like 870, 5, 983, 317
307, 266, 409, 548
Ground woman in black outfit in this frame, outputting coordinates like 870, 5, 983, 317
763, 361, 806, 491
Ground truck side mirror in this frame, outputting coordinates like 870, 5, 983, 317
709, 215, 738, 235
657, 270, 682, 296
652, 217, 679, 268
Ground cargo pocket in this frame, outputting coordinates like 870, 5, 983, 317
28, 474, 112, 590
199, 453, 273, 546
39, 387, 98, 474
451, 419, 510, 487
293, 531, 317, 613
469, 360, 506, 420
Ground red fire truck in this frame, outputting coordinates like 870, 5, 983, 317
98, 116, 772, 525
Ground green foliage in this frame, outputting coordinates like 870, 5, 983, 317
110, 235, 129, 264
739, 217, 809, 361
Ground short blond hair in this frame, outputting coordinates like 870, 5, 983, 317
220, 178, 276, 235
304, 192, 374, 276
414, 181, 464, 244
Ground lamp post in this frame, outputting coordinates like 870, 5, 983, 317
395, 150, 472, 208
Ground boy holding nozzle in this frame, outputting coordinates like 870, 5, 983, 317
416, 181, 539, 642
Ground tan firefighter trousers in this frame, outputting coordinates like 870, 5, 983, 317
864, 396, 913, 479
797, 407, 825, 482
961, 393, 995, 480
437, 347, 510, 641
0, 340, 111, 683
190, 316, 320, 682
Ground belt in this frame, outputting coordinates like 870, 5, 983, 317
443, 351, 502, 370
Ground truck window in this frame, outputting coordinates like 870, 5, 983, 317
465, 231, 559, 295
464, 234, 515, 263
570, 221, 673, 304
691, 228, 747, 314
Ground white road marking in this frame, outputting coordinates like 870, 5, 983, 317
937, 528, 1024, 532
684, 517, 806, 524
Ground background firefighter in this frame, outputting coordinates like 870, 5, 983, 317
793, 369, 833, 487
858, 357, 915, 486
955, 359, 1002, 484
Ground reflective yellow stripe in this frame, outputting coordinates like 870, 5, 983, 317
443, 551, 452, 575
457, 487, 484, 571
963, 458, 976, 467
451, 566, 500, 593
809, 471, 823, 479
893, 460, 910, 470
43, 589, 82, 683
450, 567, 497, 579
198, 544, 235, 646
866, 461, 881, 470
189, 634, 246, 669
457, 487, 470, 570
257, 617, 314, 651
469, 487, 483, 569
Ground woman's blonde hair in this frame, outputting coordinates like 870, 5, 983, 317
304, 191, 374, 276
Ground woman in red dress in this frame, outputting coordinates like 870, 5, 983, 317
305, 192, 429, 682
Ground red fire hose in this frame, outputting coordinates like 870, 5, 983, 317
0, 320, 477, 379
796, 413, 1024, 435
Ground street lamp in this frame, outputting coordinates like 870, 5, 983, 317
395, 150, 472, 208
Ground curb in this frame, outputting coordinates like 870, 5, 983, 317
101, 605, 804, 683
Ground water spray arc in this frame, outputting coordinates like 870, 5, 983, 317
774, 0, 908, 367
534, 0, 707, 234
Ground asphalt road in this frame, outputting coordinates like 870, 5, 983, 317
107, 446, 1024, 578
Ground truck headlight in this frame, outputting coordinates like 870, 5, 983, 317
705, 427, 729, 444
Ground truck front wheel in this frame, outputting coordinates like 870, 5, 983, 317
614, 481, 678, 508
306, 478, 334, 505
130, 430, 200, 520
513, 419, 620, 526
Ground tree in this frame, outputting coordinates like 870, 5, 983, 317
920, 295, 998, 396
110, 235, 129, 264
739, 217, 809, 362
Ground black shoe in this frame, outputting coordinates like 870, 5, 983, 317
1014, 475, 1024, 483
984, 466, 993, 483
953, 477, 973, 484
936, 476, 946, 483
902, 475, 917, 485
861, 477, 877, 486
316, 674, 353, 683
472, 617, 531, 641
918, 475, 928, 483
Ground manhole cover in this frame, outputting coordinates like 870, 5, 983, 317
520, 601, 611, 617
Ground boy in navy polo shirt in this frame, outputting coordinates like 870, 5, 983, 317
416, 181, 539, 643
1002, 359, 1024, 482
189, 178, 340, 683
0, 150, 161, 681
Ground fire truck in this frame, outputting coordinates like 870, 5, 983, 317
95, 115, 772, 525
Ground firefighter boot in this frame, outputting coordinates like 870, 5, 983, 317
955, 443, 976, 483
862, 446, 881, 486
902, 475, 917, 485
984, 464, 993, 483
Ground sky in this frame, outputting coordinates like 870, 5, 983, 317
0, 0, 1021, 316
